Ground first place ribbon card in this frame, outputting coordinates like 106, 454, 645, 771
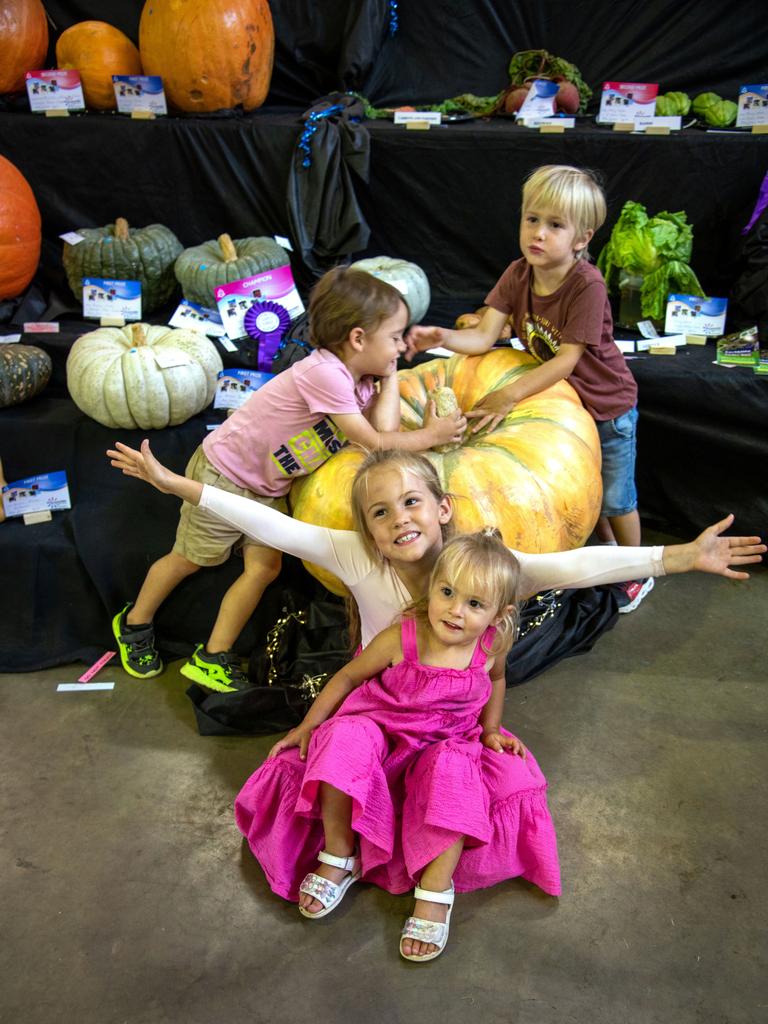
113, 75, 167, 115
2, 471, 71, 519
83, 278, 142, 321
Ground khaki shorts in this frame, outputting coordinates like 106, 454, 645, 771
173, 446, 288, 567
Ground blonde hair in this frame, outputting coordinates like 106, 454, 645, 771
308, 266, 408, 355
350, 449, 454, 564
522, 165, 607, 260
402, 528, 521, 659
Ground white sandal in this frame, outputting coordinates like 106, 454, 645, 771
298, 849, 361, 919
399, 883, 455, 962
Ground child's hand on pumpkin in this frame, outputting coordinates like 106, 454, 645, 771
404, 325, 446, 361
466, 391, 516, 434
423, 399, 466, 446
482, 731, 527, 758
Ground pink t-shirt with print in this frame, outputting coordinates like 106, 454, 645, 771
203, 349, 375, 496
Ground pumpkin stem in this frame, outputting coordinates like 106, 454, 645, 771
114, 218, 130, 240
218, 233, 238, 263
131, 323, 148, 346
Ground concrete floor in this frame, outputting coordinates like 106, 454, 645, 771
1, 547, 766, 1024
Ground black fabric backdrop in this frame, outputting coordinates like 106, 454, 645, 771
39, 0, 768, 109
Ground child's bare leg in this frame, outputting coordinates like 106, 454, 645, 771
299, 783, 356, 914
594, 515, 616, 543
128, 551, 200, 625
607, 509, 642, 547
206, 545, 282, 654
402, 837, 465, 958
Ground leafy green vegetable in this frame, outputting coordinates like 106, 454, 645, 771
655, 91, 691, 117
507, 49, 592, 113
597, 200, 705, 320
351, 92, 500, 120
692, 92, 737, 126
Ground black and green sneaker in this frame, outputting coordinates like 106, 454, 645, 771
112, 603, 163, 679
179, 645, 249, 693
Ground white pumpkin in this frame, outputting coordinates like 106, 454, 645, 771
66, 322, 223, 429
350, 256, 431, 324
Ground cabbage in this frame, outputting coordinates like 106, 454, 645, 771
692, 92, 737, 126
656, 91, 691, 117
597, 201, 705, 320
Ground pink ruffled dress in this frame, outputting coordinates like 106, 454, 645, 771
235, 618, 561, 899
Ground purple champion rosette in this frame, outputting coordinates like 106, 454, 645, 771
243, 300, 291, 371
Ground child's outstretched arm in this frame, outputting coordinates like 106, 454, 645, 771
266, 623, 402, 760
479, 658, 526, 758
404, 307, 508, 360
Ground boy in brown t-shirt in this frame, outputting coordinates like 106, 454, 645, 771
407, 164, 652, 611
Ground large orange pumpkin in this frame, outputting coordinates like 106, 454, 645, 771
0, 155, 42, 300
290, 350, 603, 596
0, 0, 49, 94
56, 21, 142, 110
138, 0, 274, 113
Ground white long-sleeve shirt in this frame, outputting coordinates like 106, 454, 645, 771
200, 485, 664, 648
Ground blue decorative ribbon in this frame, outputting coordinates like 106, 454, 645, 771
297, 103, 345, 168
389, 0, 399, 36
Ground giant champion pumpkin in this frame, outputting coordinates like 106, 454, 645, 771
66, 322, 223, 429
0, 155, 41, 300
0, 0, 49, 95
290, 349, 602, 595
139, 0, 274, 113
56, 21, 142, 110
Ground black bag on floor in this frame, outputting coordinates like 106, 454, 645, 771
187, 594, 349, 736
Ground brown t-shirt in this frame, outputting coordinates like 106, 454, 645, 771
485, 258, 637, 420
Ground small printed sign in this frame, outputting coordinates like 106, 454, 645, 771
214, 265, 303, 341
716, 326, 759, 366
393, 110, 442, 125
274, 235, 293, 251
634, 114, 682, 131
168, 299, 226, 337
113, 75, 167, 115
664, 294, 727, 337
83, 278, 142, 321
517, 80, 559, 120
598, 82, 658, 124
213, 368, 275, 410
23, 322, 59, 333
2, 471, 71, 518
0, 334, 21, 344
59, 231, 85, 245
519, 116, 575, 129
736, 84, 768, 128
26, 70, 85, 111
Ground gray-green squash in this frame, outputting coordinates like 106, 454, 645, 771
0, 343, 52, 408
350, 256, 431, 324
62, 218, 183, 314
174, 233, 289, 308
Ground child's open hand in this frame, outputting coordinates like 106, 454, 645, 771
106, 439, 177, 494
423, 399, 467, 446
663, 513, 765, 579
482, 731, 527, 758
404, 325, 446, 362
267, 723, 315, 760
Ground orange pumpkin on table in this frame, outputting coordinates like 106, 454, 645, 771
139, 0, 275, 113
290, 349, 603, 596
56, 21, 142, 110
0, 155, 41, 300
0, 0, 49, 94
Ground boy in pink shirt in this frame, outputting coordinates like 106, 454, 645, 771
112, 268, 466, 690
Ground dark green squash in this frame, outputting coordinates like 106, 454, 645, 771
0, 343, 52, 408
62, 217, 183, 314
174, 233, 289, 307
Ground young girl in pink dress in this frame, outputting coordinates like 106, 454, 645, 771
240, 528, 554, 962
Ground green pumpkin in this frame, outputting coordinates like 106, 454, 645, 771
62, 218, 183, 314
174, 233, 290, 308
350, 256, 431, 324
0, 343, 52, 408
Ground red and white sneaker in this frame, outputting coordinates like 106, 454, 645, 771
618, 577, 655, 614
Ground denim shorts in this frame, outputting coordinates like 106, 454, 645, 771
595, 406, 638, 517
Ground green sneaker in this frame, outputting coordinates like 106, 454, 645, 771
179, 644, 249, 693
112, 603, 163, 679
